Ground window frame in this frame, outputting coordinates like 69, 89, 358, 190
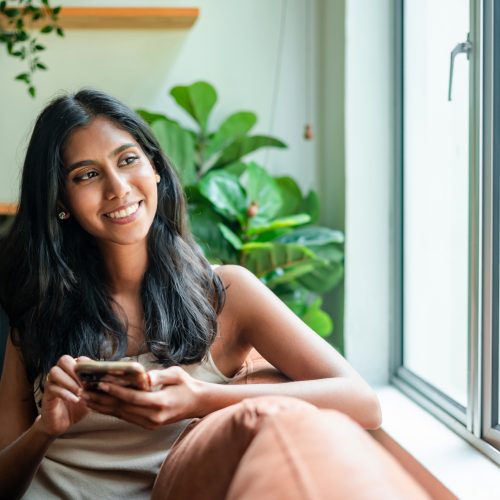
392, 0, 500, 465
482, 0, 500, 448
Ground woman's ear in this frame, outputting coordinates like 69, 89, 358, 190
57, 203, 70, 221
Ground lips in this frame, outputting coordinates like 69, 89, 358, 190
104, 201, 141, 220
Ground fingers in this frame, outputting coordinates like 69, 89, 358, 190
148, 366, 186, 387
86, 400, 164, 430
83, 389, 169, 429
45, 355, 83, 404
88, 383, 156, 407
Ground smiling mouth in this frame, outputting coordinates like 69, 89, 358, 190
104, 201, 141, 220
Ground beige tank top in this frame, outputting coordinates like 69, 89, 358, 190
24, 351, 233, 500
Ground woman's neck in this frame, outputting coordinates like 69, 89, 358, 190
99, 240, 148, 295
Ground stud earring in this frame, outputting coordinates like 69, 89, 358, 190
58, 211, 68, 220
155, 174, 161, 184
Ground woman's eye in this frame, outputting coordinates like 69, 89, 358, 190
120, 155, 139, 166
75, 170, 98, 182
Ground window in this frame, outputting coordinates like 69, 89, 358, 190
394, 0, 500, 464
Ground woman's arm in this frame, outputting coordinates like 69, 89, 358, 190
0, 337, 53, 498
85, 265, 382, 430
0, 338, 88, 498
200, 265, 382, 429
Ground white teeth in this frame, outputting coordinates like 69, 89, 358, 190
106, 202, 139, 219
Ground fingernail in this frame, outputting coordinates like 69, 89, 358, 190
98, 382, 109, 392
70, 394, 80, 403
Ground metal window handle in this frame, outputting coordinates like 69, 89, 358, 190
448, 33, 472, 101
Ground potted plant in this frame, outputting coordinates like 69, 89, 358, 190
137, 82, 344, 345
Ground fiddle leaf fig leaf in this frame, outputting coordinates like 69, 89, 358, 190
246, 214, 311, 236
243, 163, 282, 226
198, 171, 247, 222
240, 242, 316, 278
276, 227, 344, 293
263, 261, 319, 288
276, 226, 344, 248
170, 81, 217, 134
150, 119, 196, 186
214, 135, 287, 168
297, 261, 344, 293
218, 223, 243, 250
136, 109, 170, 126
223, 161, 247, 178
301, 298, 333, 337
300, 190, 320, 224
205, 112, 257, 160
275, 176, 303, 217
189, 202, 237, 263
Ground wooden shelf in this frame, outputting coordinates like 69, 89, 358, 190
0, 203, 17, 216
3, 7, 199, 30
58, 7, 199, 29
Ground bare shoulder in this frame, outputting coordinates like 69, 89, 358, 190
213, 265, 359, 382
213, 263, 253, 279
213, 264, 273, 316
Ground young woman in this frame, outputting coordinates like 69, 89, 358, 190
0, 90, 384, 499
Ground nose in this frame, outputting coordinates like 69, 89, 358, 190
105, 170, 131, 200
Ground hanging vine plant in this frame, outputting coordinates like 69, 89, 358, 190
0, 0, 64, 97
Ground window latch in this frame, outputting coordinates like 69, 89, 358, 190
448, 33, 472, 101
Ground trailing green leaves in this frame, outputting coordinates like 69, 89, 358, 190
1, 1, 64, 97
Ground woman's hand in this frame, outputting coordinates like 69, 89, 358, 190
36, 355, 89, 438
82, 366, 206, 429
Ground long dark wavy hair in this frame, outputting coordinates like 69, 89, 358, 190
0, 89, 225, 383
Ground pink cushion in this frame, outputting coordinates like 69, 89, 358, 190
152, 394, 429, 499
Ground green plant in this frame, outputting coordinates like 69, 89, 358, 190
0, 0, 64, 97
137, 82, 344, 344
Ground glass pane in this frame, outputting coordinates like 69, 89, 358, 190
403, 0, 469, 407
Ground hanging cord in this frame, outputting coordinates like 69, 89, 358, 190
304, 0, 313, 140
265, 0, 288, 168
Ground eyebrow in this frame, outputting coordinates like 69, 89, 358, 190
66, 142, 138, 172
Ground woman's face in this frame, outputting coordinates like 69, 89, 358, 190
62, 117, 158, 248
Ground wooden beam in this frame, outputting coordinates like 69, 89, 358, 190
0, 203, 17, 216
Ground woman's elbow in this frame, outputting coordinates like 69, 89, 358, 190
359, 391, 383, 430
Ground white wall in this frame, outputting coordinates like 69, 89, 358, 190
344, 0, 395, 385
0, 0, 320, 202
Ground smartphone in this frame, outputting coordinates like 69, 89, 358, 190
75, 360, 152, 391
